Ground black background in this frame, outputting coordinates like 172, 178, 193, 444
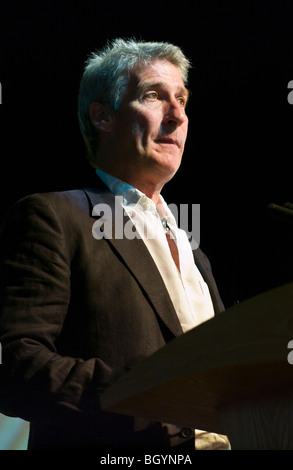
1, 0, 293, 308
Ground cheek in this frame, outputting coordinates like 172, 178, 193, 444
130, 113, 155, 146
184, 123, 189, 141
180, 120, 189, 146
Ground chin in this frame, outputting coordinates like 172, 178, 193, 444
144, 150, 182, 182
164, 155, 182, 176
158, 161, 181, 184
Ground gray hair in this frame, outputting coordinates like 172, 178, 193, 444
77, 38, 192, 166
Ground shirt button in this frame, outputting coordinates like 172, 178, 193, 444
180, 427, 194, 439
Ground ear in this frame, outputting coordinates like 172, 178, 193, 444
89, 102, 113, 132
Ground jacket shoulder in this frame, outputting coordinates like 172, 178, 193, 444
0, 189, 96, 244
5, 189, 93, 220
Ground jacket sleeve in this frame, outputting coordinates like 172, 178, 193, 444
0, 194, 130, 433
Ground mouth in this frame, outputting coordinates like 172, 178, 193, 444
155, 137, 180, 148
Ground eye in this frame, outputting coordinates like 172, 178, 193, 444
177, 97, 186, 107
145, 91, 159, 100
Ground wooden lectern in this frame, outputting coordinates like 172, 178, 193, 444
101, 282, 293, 449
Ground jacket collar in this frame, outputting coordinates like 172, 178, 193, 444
83, 186, 183, 339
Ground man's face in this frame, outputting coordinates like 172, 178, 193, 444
110, 59, 189, 186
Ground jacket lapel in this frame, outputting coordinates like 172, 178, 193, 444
83, 187, 183, 338
193, 248, 225, 314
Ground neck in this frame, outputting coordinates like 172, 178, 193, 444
97, 163, 168, 206
130, 179, 163, 205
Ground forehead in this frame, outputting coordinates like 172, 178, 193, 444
128, 60, 188, 94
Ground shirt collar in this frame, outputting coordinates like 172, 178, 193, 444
96, 168, 144, 207
95, 168, 177, 224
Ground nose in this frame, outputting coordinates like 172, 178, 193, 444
162, 99, 187, 127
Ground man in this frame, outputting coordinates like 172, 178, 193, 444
0, 38, 229, 450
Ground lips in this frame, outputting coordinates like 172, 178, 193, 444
155, 137, 180, 148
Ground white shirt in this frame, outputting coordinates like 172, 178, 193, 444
96, 168, 215, 332
96, 169, 230, 450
